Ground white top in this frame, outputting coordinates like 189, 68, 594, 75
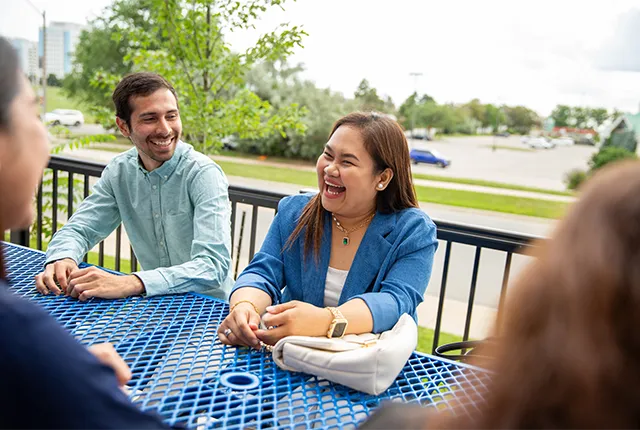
324, 266, 349, 307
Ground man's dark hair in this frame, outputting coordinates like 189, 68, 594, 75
112, 72, 178, 128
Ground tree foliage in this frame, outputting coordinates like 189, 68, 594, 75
68, 0, 308, 153
63, 0, 158, 109
354, 79, 394, 113
241, 61, 356, 159
551, 104, 616, 129
588, 146, 637, 172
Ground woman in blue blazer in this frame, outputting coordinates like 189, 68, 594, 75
219, 112, 438, 348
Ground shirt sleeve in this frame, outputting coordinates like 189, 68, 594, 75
135, 164, 232, 298
45, 165, 122, 265
0, 293, 171, 429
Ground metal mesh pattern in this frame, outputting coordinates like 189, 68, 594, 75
4, 243, 490, 429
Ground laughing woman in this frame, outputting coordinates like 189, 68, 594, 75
218, 112, 438, 348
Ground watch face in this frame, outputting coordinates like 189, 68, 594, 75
332, 321, 347, 338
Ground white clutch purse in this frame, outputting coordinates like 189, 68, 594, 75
268, 314, 418, 395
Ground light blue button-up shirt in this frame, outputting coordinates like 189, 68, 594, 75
45, 141, 233, 299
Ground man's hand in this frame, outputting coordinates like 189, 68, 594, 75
67, 267, 145, 301
35, 258, 78, 295
87, 343, 131, 387
255, 301, 333, 345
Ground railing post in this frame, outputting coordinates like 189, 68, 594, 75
10, 229, 30, 247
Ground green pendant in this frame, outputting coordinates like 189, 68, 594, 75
342, 237, 349, 245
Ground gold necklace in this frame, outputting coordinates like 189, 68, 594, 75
332, 213, 375, 245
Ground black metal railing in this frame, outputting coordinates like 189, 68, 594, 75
8, 155, 542, 353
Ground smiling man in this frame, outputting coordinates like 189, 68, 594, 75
35, 72, 233, 301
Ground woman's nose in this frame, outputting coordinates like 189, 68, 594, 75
324, 164, 338, 176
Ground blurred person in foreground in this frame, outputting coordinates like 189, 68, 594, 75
362, 160, 640, 429
0, 36, 169, 428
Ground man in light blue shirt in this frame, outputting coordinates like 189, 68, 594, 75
35, 72, 233, 300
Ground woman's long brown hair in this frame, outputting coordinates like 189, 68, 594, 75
431, 160, 640, 429
285, 112, 418, 261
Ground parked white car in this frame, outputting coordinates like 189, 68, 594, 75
550, 137, 575, 146
44, 109, 84, 127
525, 137, 555, 149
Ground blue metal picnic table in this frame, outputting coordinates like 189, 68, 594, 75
3, 242, 488, 429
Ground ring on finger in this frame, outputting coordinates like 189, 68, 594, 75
223, 328, 232, 337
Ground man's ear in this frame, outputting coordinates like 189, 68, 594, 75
115, 117, 130, 138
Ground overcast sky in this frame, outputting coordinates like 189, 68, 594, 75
2, 0, 640, 116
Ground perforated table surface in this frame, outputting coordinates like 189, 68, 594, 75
4, 243, 489, 429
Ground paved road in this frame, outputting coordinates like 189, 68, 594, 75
409, 135, 597, 191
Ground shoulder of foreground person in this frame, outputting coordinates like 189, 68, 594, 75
0, 284, 173, 429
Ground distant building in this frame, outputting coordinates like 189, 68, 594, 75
10, 38, 39, 82
39, 21, 85, 78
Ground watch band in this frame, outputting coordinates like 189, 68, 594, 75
326, 306, 345, 320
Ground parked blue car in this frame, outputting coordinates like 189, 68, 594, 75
410, 148, 451, 168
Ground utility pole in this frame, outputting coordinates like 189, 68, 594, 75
42, 10, 47, 115
409, 72, 423, 138
23, 0, 46, 115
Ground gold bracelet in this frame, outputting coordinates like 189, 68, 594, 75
230, 300, 260, 314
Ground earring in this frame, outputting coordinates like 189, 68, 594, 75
377, 183, 384, 189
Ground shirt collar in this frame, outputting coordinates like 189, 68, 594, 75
135, 140, 188, 177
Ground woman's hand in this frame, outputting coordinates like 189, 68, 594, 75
255, 301, 332, 345
218, 302, 263, 349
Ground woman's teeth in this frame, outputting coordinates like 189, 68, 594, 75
325, 181, 346, 195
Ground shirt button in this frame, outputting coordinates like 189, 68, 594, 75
152, 185, 157, 190
164, 176, 168, 180
154, 213, 159, 218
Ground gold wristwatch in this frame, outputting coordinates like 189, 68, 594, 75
326, 307, 348, 338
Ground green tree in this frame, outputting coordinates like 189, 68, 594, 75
398, 92, 419, 130
46, 74, 62, 87
92, 0, 308, 154
461, 98, 486, 126
551, 105, 572, 127
243, 60, 354, 159
484, 104, 506, 131
504, 106, 540, 134
63, 0, 159, 109
354, 79, 388, 113
589, 108, 609, 127
572, 107, 589, 129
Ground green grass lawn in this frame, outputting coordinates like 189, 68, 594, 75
412, 172, 573, 197
45, 87, 97, 123
417, 326, 463, 353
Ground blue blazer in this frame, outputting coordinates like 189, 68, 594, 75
232, 194, 438, 333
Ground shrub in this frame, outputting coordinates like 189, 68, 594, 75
588, 146, 637, 173
564, 169, 587, 191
